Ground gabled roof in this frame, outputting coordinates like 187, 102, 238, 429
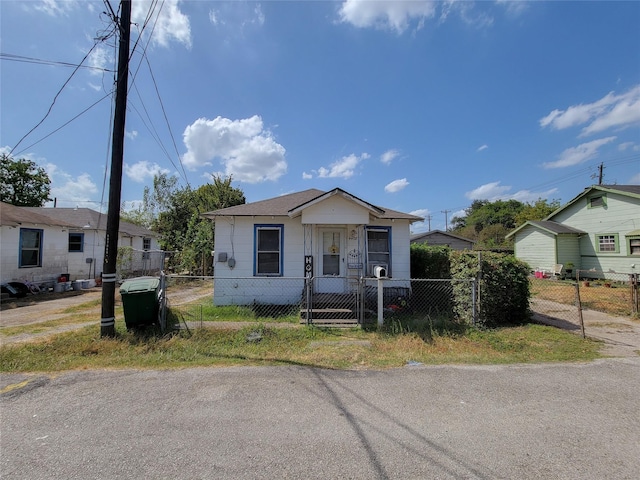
506, 220, 586, 238
202, 187, 424, 222
410, 229, 475, 244
0, 202, 74, 228
24, 207, 157, 237
546, 184, 640, 221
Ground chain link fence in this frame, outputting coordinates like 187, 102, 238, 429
116, 248, 165, 281
529, 271, 639, 334
162, 275, 477, 329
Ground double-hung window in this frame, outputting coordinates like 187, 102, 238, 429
628, 237, 640, 256
366, 227, 391, 276
596, 234, 618, 253
255, 225, 283, 276
69, 232, 84, 252
19, 228, 43, 267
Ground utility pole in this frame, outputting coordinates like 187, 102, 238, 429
598, 162, 604, 185
101, 0, 131, 337
425, 214, 432, 231
441, 210, 451, 231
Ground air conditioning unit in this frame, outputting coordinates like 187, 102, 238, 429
368, 263, 388, 278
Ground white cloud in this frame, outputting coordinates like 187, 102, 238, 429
124, 161, 169, 183
49, 171, 99, 208
618, 142, 636, 151
132, 0, 192, 49
380, 149, 400, 164
540, 85, 640, 136
477, 144, 488, 152
87, 45, 110, 75
384, 178, 409, 193
315, 153, 369, 179
209, 2, 265, 32
338, 0, 437, 34
32, 0, 76, 16
182, 115, 287, 183
629, 172, 640, 185
125, 130, 138, 140
465, 181, 558, 203
543, 137, 616, 169
410, 208, 431, 218
495, 0, 529, 17
302, 172, 313, 180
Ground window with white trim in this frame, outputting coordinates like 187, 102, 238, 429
255, 225, 283, 275
366, 227, 391, 275
596, 234, 618, 253
19, 228, 43, 267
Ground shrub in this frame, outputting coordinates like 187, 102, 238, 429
450, 251, 530, 327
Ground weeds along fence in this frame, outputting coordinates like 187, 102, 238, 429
163, 275, 477, 328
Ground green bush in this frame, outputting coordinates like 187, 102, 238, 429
410, 244, 451, 278
450, 251, 530, 327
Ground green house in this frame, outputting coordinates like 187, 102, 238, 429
507, 185, 640, 279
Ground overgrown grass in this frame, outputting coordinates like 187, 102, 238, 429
0, 321, 602, 373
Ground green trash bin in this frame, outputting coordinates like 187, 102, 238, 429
119, 277, 161, 329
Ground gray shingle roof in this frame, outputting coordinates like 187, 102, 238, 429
23, 207, 156, 237
1, 202, 74, 228
202, 188, 424, 221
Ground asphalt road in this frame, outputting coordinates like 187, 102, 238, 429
2, 359, 639, 479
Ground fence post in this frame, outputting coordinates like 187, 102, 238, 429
631, 274, 638, 315
377, 277, 384, 328
305, 276, 312, 325
471, 279, 477, 325
574, 281, 585, 339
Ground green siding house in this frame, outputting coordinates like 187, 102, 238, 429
507, 185, 640, 279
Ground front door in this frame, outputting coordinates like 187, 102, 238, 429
317, 228, 345, 293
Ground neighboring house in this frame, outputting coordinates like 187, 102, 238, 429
506, 185, 640, 279
410, 229, 475, 250
1, 203, 159, 284
202, 188, 423, 306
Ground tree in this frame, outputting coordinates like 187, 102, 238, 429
0, 154, 52, 206
150, 174, 245, 274
514, 198, 561, 226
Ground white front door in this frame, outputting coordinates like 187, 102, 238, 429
317, 228, 345, 293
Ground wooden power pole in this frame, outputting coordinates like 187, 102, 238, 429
101, 0, 131, 337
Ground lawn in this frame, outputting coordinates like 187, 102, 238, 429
0, 319, 602, 373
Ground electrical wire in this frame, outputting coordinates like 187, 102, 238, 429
0, 53, 113, 73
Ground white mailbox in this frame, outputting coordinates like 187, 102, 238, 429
373, 265, 387, 278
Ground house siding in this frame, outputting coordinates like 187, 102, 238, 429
551, 190, 640, 275
301, 195, 371, 225
514, 226, 556, 271
556, 235, 581, 270
1, 224, 69, 284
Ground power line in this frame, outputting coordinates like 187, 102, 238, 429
0, 53, 114, 73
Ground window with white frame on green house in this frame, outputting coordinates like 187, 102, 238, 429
596, 234, 619, 253
628, 236, 640, 256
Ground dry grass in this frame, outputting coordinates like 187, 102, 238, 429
530, 278, 635, 317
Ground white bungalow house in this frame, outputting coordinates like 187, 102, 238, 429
1, 202, 160, 285
202, 188, 423, 307
506, 185, 640, 279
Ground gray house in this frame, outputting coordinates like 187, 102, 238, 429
506, 185, 640, 279
410, 229, 475, 250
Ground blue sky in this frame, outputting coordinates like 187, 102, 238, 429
1, 0, 639, 232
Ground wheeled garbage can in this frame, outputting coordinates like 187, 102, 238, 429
119, 277, 161, 330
